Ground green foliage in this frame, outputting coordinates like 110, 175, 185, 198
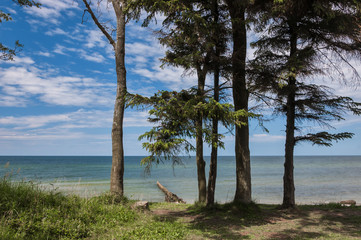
128, 89, 253, 172
0, 10, 12, 22
249, 0, 361, 147
0, 41, 23, 61
0, 177, 137, 240
12, 0, 41, 7
295, 131, 354, 146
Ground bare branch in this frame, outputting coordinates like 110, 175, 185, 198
81, 9, 88, 24
82, 0, 115, 48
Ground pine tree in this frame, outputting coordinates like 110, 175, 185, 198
249, 0, 361, 208
128, 0, 231, 203
224, 0, 252, 203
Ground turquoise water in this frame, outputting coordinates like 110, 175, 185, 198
1, 156, 360, 204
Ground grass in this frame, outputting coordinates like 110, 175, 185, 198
0, 177, 187, 240
1, 176, 361, 239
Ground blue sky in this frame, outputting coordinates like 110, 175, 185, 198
1, 0, 360, 156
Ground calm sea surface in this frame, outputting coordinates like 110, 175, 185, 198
0, 156, 360, 204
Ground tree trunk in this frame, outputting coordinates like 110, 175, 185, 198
196, 67, 207, 203
207, 0, 220, 206
207, 69, 219, 206
157, 181, 186, 203
110, 0, 126, 196
226, 0, 251, 203
282, 23, 297, 208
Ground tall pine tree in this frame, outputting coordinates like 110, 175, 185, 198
249, 0, 361, 208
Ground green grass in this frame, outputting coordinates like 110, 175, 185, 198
0, 177, 188, 240
1, 176, 361, 240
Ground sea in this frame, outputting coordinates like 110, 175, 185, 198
0, 156, 360, 205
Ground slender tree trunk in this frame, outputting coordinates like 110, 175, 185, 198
82, 0, 126, 196
207, 0, 220, 207
110, 0, 126, 195
196, 68, 207, 203
207, 68, 219, 206
226, 0, 251, 203
282, 23, 297, 208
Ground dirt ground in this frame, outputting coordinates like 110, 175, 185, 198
151, 204, 361, 240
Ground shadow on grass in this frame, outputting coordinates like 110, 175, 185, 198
267, 205, 361, 240
151, 202, 361, 240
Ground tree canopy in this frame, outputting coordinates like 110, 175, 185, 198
249, 0, 361, 208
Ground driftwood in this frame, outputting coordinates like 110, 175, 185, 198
157, 181, 186, 203
340, 200, 356, 206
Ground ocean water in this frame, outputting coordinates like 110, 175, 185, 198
0, 156, 360, 205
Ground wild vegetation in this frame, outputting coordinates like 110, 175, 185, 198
2, 0, 360, 221
1, 178, 361, 239
0, 177, 186, 240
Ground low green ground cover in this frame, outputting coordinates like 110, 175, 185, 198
1, 177, 361, 239
0, 178, 187, 240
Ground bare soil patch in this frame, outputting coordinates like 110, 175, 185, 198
151, 204, 361, 239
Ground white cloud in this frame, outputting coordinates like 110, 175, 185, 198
80, 52, 106, 63
0, 110, 151, 144
250, 134, 285, 143
53, 44, 107, 63
5, 7, 17, 15
0, 95, 27, 107
45, 27, 68, 36
124, 111, 153, 127
0, 65, 114, 107
132, 63, 197, 91
0, 109, 112, 129
0, 127, 97, 141
0, 114, 71, 129
84, 29, 108, 49
331, 114, 361, 129
125, 39, 197, 91
24, 0, 79, 25
37, 51, 52, 57
126, 41, 164, 58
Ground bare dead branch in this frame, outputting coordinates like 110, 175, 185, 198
82, 0, 115, 48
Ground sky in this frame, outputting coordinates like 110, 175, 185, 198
0, 0, 361, 156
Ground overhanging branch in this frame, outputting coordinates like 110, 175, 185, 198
82, 0, 115, 48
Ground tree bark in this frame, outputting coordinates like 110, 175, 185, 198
207, 0, 220, 207
226, 0, 251, 203
157, 181, 186, 203
196, 67, 207, 203
282, 22, 297, 208
81, 0, 126, 196
110, 0, 127, 196
207, 69, 219, 206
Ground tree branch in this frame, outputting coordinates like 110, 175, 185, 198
82, 0, 115, 48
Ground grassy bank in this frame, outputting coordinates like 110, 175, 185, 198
0, 178, 186, 240
1, 178, 361, 239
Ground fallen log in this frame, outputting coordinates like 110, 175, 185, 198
340, 200, 356, 206
157, 181, 186, 203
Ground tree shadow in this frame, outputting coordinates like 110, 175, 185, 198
267, 205, 361, 240
151, 203, 361, 239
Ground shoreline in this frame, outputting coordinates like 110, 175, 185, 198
38, 180, 360, 206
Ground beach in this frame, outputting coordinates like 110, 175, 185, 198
1, 155, 360, 204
